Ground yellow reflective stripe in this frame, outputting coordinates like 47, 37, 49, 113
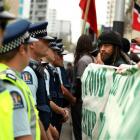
0, 63, 40, 140
0, 90, 14, 140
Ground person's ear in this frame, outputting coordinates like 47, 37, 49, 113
19, 44, 27, 55
29, 42, 35, 49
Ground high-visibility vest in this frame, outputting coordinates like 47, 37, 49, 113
0, 81, 14, 140
0, 63, 40, 140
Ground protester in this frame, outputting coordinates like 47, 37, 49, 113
97, 31, 132, 67
72, 34, 96, 140
129, 38, 140, 63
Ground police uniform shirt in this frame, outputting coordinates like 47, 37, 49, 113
57, 67, 71, 89
4, 82, 31, 138
56, 67, 63, 85
47, 64, 60, 96
41, 61, 50, 97
44, 67, 50, 96
22, 65, 38, 105
23, 61, 51, 130
48, 64, 63, 100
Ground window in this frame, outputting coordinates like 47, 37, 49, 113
36, 0, 46, 2
38, 4, 46, 9
38, 17, 45, 21
30, 11, 33, 15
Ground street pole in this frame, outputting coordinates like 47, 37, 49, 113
113, 0, 126, 36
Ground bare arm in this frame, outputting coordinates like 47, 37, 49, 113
15, 135, 33, 140
61, 84, 76, 105
39, 120, 48, 140
49, 101, 69, 122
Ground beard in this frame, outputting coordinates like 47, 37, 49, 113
100, 52, 114, 65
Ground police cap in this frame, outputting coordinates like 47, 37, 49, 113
0, 19, 31, 54
29, 21, 48, 38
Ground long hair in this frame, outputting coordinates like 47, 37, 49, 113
74, 35, 93, 65
111, 46, 121, 65
112, 46, 131, 66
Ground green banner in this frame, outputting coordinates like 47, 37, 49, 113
81, 64, 140, 140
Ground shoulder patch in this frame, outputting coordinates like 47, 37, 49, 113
10, 91, 24, 109
21, 71, 33, 84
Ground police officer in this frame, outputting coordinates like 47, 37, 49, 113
22, 22, 68, 139
22, 22, 52, 135
54, 38, 76, 106
42, 37, 70, 134
0, 1, 16, 140
0, 19, 41, 140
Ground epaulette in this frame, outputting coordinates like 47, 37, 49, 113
6, 69, 17, 81
29, 61, 38, 70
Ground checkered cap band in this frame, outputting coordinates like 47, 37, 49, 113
49, 42, 57, 47
30, 29, 47, 38
60, 48, 64, 52
57, 42, 63, 46
0, 32, 30, 54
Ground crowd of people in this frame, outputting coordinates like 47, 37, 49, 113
1, 0, 140, 140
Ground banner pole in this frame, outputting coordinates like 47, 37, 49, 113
81, 0, 91, 35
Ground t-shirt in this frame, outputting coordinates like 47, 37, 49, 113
76, 55, 93, 78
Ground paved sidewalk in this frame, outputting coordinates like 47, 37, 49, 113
60, 115, 73, 140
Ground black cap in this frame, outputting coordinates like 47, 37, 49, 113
97, 31, 123, 48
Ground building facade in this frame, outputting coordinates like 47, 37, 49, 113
18, 0, 48, 22
18, 0, 30, 19
47, 9, 57, 34
106, 0, 129, 27
29, 0, 48, 23
106, 0, 116, 27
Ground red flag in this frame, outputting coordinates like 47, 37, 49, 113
79, 0, 98, 34
132, 2, 140, 31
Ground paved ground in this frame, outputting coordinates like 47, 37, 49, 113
60, 109, 87, 140
60, 108, 74, 140
60, 115, 73, 140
